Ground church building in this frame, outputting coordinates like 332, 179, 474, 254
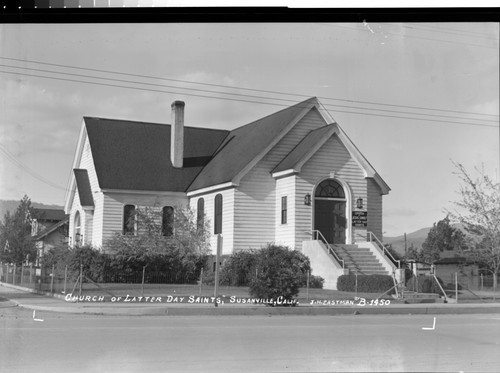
64, 97, 398, 289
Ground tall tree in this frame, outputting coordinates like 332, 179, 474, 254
405, 243, 422, 261
420, 216, 467, 263
448, 162, 500, 290
0, 195, 37, 265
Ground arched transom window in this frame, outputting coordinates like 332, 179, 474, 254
315, 179, 345, 198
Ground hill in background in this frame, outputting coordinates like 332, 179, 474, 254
0, 199, 64, 222
383, 227, 431, 257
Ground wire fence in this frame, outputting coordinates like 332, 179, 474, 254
0, 261, 325, 300
0, 262, 212, 296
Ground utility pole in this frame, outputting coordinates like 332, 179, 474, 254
214, 234, 223, 307
404, 233, 407, 259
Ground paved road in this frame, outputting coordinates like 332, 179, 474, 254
1, 305, 499, 372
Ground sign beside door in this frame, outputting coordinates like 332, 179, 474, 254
352, 211, 367, 227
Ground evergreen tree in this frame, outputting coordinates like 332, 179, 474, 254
0, 195, 37, 265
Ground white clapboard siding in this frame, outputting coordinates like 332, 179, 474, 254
101, 192, 189, 250
79, 136, 101, 247
367, 178, 383, 240
84, 210, 94, 245
68, 135, 101, 247
91, 193, 104, 247
189, 189, 235, 255
295, 134, 367, 249
233, 108, 327, 251
275, 176, 296, 248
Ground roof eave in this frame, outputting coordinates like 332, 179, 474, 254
271, 169, 299, 179
186, 182, 237, 197
64, 120, 87, 213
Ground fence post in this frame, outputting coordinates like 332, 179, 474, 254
141, 266, 146, 297
355, 270, 358, 298
63, 265, 68, 294
199, 267, 203, 296
29, 264, 33, 287
13, 264, 16, 285
455, 272, 458, 303
20, 265, 24, 286
50, 264, 55, 294
79, 264, 83, 297
306, 270, 310, 301
481, 274, 484, 290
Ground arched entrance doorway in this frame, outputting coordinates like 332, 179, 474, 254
314, 179, 347, 244
74, 211, 82, 247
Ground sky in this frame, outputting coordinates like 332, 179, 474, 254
0, 21, 498, 237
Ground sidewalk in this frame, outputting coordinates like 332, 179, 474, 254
2, 282, 500, 316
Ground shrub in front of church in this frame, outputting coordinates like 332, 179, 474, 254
248, 244, 311, 305
219, 250, 259, 286
337, 274, 395, 294
104, 204, 211, 283
308, 274, 325, 289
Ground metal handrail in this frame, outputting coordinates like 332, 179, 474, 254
366, 232, 401, 269
310, 230, 345, 269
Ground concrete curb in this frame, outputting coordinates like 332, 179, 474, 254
12, 301, 500, 316
3, 282, 500, 316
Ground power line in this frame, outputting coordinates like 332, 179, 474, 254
1, 69, 497, 129
386, 23, 499, 42
1, 56, 497, 119
320, 22, 498, 50
0, 145, 67, 191
2, 63, 497, 125
406, 22, 499, 40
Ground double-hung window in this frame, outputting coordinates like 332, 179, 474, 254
281, 196, 287, 225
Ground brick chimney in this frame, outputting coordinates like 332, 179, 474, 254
170, 100, 185, 168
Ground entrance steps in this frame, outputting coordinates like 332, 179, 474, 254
333, 244, 388, 276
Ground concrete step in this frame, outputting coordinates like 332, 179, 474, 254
331, 244, 389, 276
340, 253, 377, 260
345, 259, 382, 264
338, 248, 372, 253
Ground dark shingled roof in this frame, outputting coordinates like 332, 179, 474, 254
74, 169, 95, 207
273, 125, 334, 174
84, 118, 229, 192
31, 208, 66, 221
187, 98, 318, 191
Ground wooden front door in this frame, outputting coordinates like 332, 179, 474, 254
314, 199, 346, 244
